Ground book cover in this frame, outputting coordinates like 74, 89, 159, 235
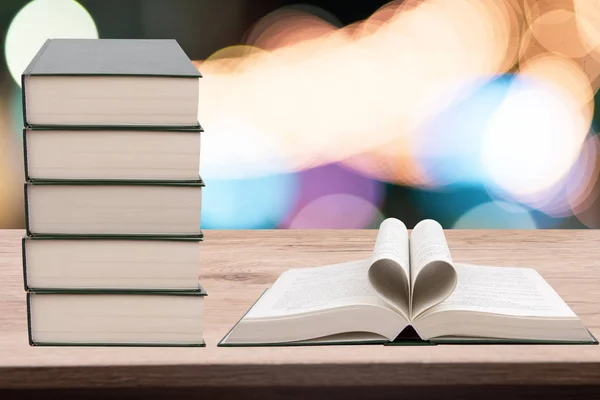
27, 286, 207, 347
22, 38, 202, 128
22, 39, 201, 78
22, 235, 204, 293
24, 180, 204, 239
23, 127, 204, 183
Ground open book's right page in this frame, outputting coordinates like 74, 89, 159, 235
423, 263, 577, 317
410, 263, 595, 343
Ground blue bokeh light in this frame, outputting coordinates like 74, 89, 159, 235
413, 75, 516, 186
201, 173, 299, 229
452, 201, 537, 229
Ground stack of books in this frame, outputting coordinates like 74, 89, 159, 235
21, 39, 206, 347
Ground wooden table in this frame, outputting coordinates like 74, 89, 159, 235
1, 229, 599, 399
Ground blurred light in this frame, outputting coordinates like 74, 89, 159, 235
341, 142, 426, 187
529, 10, 593, 59
481, 76, 586, 198
519, 1, 600, 94
409, 184, 496, 226
195, 0, 522, 178
452, 201, 537, 229
5, 0, 98, 86
570, 135, 600, 228
245, 5, 340, 50
201, 45, 268, 73
409, 75, 515, 188
281, 163, 384, 228
199, 116, 291, 179
0, 94, 23, 228
567, 134, 600, 212
519, 54, 594, 125
201, 173, 299, 229
573, 0, 600, 52
486, 132, 599, 218
188, 0, 600, 230
287, 193, 383, 229
522, 0, 572, 25
11, 87, 23, 139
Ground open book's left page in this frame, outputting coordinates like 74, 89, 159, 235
220, 260, 406, 345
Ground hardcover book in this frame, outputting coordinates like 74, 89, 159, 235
24, 127, 203, 181
23, 236, 202, 292
22, 39, 201, 128
27, 287, 207, 346
25, 180, 204, 238
220, 219, 597, 346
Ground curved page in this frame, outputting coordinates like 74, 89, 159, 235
410, 219, 457, 318
224, 259, 405, 344
367, 218, 410, 319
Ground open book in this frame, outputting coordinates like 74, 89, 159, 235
220, 219, 596, 346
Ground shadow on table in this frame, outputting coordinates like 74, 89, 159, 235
2, 385, 600, 400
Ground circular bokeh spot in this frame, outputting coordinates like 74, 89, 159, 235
5, 0, 98, 85
287, 193, 383, 229
281, 162, 384, 228
452, 201, 537, 229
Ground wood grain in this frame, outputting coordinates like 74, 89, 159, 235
0, 229, 599, 389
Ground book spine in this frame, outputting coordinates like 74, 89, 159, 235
23, 129, 30, 181
29, 286, 207, 296
27, 123, 204, 130
26, 293, 35, 346
22, 237, 29, 292
22, 39, 52, 127
26, 126, 204, 132
25, 180, 205, 187
23, 184, 31, 237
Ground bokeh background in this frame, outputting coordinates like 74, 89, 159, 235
1, 0, 600, 229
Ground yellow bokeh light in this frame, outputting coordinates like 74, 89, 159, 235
522, 0, 574, 26
529, 9, 594, 59
573, 0, 600, 53
194, 0, 587, 189
245, 6, 338, 50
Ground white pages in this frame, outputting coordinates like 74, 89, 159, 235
221, 219, 593, 345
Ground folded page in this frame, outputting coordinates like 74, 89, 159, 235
409, 219, 457, 318
367, 218, 410, 318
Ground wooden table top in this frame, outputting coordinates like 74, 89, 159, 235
0, 229, 599, 390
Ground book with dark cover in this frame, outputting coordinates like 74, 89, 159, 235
22, 39, 201, 78
22, 39, 202, 128
27, 287, 207, 347
23, 126, 204, 182
25, 180, 204, 238
22, 236, 204, 292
